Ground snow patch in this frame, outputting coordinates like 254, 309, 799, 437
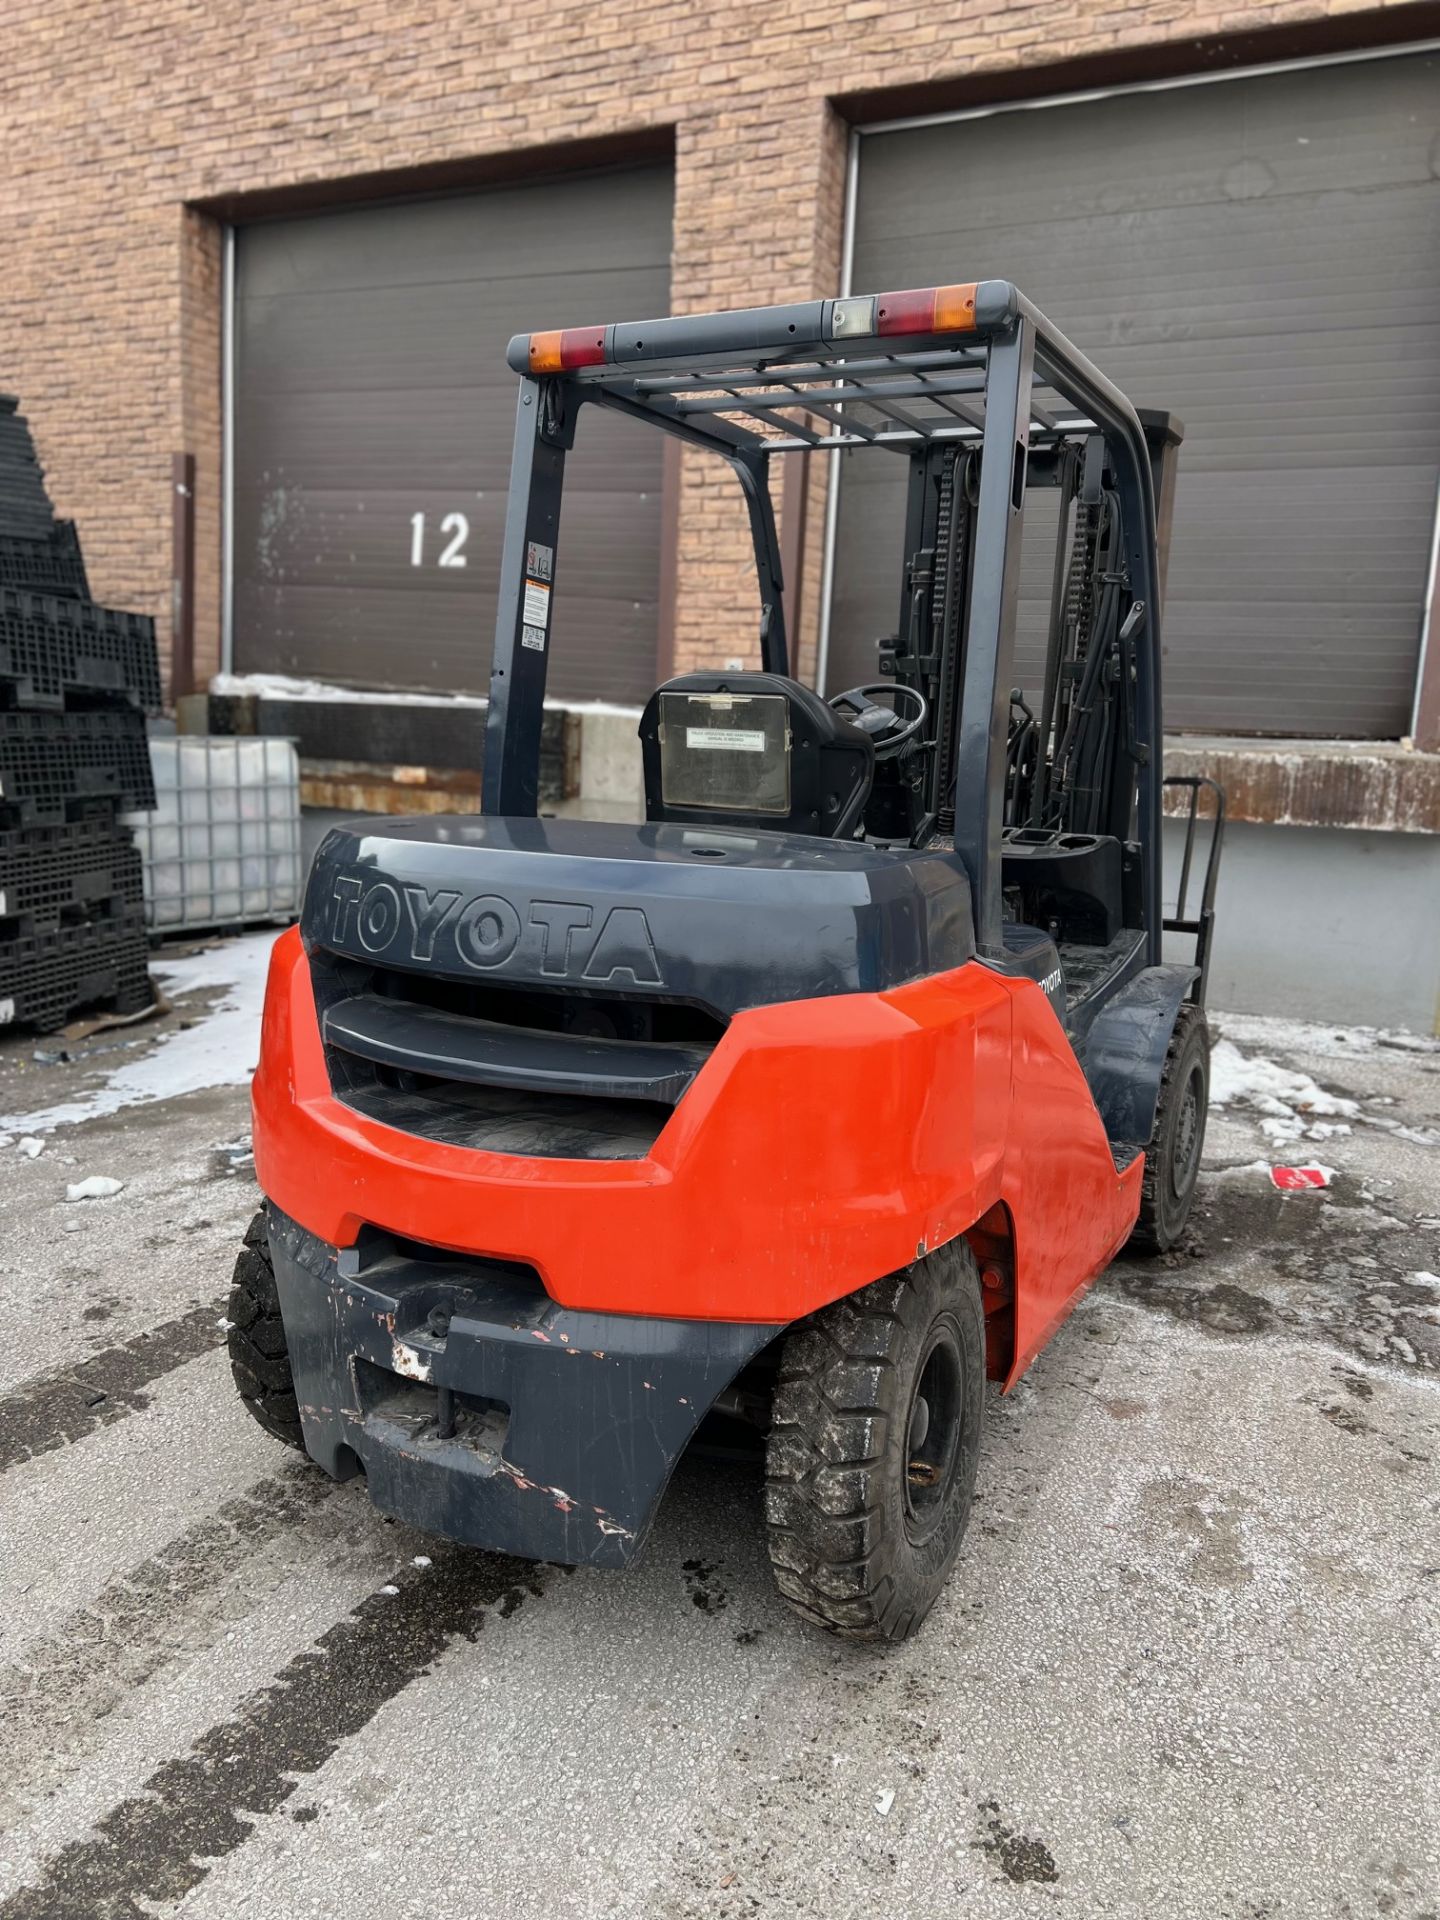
1212, 1024, 1438, 1149
65, 1175, 125, 1201
1209, 1039, 1360, 1143
211, 670, 487, 709
0, 932, 278, 1135
1216, 1012, 1440, 1060
1358, 1114, 1440, 1150
1200, 1159, 1275, 1184
209, 671, 643, 722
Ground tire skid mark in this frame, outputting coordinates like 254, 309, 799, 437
0, 1546, 550, 1920
0, 1469, 339, 1821
0, 1303, 226, 1474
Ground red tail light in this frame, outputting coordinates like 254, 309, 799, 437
875, 283, 978, 337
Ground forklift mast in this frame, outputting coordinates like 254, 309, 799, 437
482, 280, 1187, 968
878, 405, 1185, 845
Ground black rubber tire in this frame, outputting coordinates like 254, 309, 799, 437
764, 1241, 986, 1642
227, 1211, 306, 1451
1129, 1006, 1210, 1255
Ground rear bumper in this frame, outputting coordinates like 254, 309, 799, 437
267, 1208, 775, 1567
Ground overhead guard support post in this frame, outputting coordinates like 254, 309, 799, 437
730, 449, 788, 677
484, 377, 574, 816
952, 316, 1033, 954
1137, 409, 1183, 614
590, 386, 790, 676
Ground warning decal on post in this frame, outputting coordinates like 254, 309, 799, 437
522, 579, 550, 628
521, 625, 547, 652
525, 541, 553, 581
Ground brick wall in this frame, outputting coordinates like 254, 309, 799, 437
1, 0, 1428, 699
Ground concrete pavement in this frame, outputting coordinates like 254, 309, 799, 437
0, 967, 1436, 1918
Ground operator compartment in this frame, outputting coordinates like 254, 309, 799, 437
301, 813, 974, 1163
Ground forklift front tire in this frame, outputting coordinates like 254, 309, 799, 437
1129, 1006, 1210, 1255
764, 1242, 985, 1643
227, 1211, 306, 1452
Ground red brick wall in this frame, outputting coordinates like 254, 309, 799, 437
1, 0, 1427, 698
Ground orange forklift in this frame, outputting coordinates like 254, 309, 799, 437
229, 279, 1222, 1639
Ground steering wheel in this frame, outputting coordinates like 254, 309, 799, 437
827, 682, 928, 759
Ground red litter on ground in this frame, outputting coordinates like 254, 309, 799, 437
1270, 1165, 1335, 1191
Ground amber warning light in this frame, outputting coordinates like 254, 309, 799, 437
528, 327, 607, 373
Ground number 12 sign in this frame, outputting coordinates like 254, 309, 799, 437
409, 511, 469, 569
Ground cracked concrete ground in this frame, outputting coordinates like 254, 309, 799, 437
0, 963, 1436, 1919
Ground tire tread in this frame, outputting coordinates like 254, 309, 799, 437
1130, 1006, 1210, 1255
226, 1212, 305, 1451
762, 1242, 984, 1643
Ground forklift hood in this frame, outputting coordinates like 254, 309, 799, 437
302, 814, 975, 1015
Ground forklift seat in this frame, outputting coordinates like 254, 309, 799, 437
638, 672, 875, 839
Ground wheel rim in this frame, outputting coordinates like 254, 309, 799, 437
1170, 1061, 1205, 1200
903, 1323, 965, 1544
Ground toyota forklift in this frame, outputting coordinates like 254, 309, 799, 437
230, 279, 1223, 1641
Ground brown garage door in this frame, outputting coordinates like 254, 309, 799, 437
831, 51, 1440, 737
233, 166, 672, 704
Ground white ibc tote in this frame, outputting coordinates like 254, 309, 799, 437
126, 736, 302, 933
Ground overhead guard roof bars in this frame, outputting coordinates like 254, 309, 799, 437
504, 278, 1145, 459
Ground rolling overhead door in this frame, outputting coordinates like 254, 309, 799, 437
233, 165, 672, 704
831, 51, 1440, 737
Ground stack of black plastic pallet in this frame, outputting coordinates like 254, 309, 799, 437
1, 394, 156, 1032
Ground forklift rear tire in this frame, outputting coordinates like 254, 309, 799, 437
226, 1211, 306, 1451
764, 1242, 985, 1642
1129, 1006, 1210, 1255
